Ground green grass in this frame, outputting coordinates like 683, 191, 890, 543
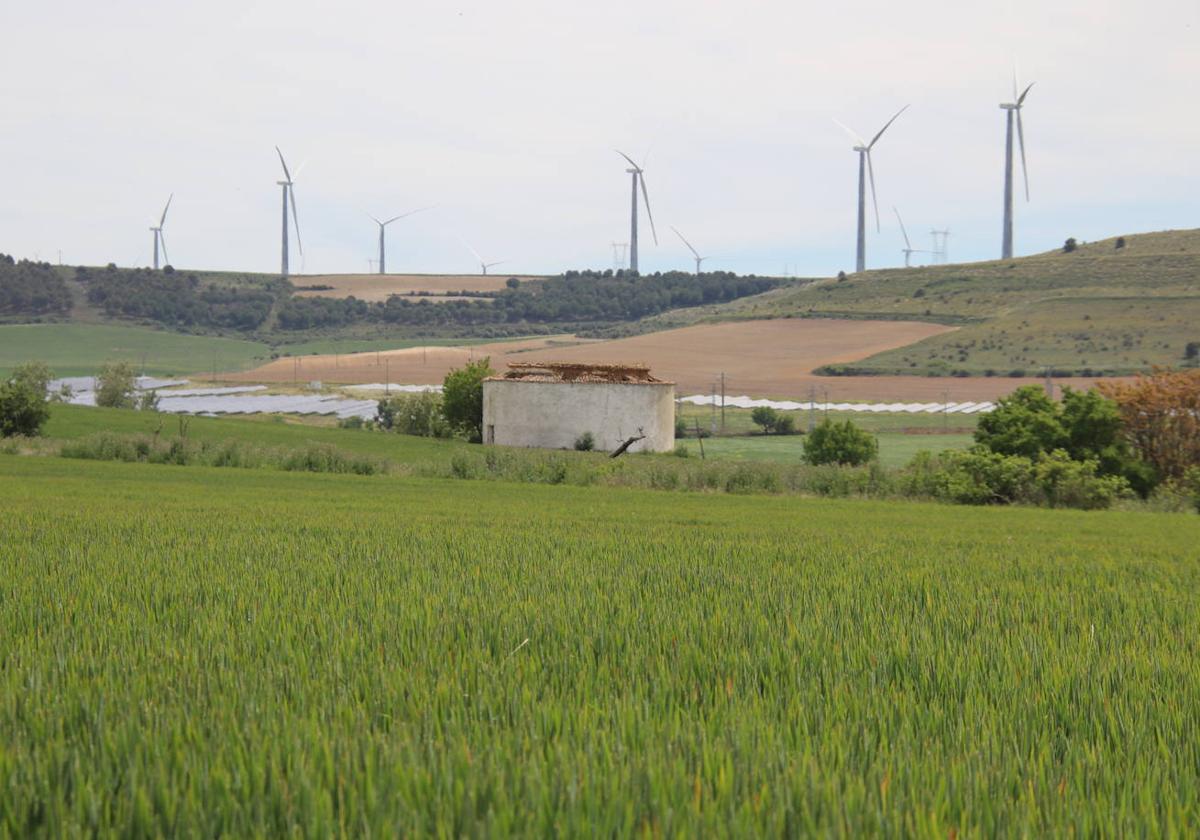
682, 432, 974, 468
43, 403, 465, 463
1, 456, 1197, 835
0, 323, 270, 378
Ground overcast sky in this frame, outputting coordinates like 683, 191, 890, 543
1, 0, 1196, 277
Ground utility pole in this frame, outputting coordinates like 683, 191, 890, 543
710, 383, 717, 435
720, 372, 726, 435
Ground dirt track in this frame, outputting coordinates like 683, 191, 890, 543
227, 319, 1122, 400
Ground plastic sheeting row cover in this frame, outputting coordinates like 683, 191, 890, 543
48, 378, 381, 420
45, 377, 991, 420
677, 394, 995, 414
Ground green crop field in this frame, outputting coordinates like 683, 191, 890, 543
0, 324, 271, 378
1, 455, 1198, 835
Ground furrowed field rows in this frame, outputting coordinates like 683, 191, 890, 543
1, 457, 1198, 835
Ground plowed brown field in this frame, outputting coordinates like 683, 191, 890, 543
226, 319, 1119, 400
293, 274, 539, 303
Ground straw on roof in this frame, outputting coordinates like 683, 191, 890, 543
492, 361, 667, 384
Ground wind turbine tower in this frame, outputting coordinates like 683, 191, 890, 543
369, 207, 430, 274
275, 146, 303, 278
834, 106, 908, 273
1000, 78, 1033, 259
463, 241, 506, 275
149, 194, 173, 270
892, 208, 928, 268
671, 227, 709, 275
615, 150, 657, 273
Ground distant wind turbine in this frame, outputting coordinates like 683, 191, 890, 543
1000, 75, 1034, 259
615, 150, 657, 273
463, 241, 506, 275
892, 208, 929, 268
149, 194, 172, 270
368, 207, 431, 275
275, 146, 303, 278
834, 105, 908, 273
671, 226, 709, 276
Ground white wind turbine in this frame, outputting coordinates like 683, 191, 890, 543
834, 105, 908, 273
274, 146, 303, 277
368, 207, 432, 275
893, 208, 929, 268
149, 194, 172, 270
1000, 75, 1034, 259
671, 226, 710, 276
615, 150, 658, 273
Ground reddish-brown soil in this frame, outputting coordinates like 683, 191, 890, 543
227, 320, 1126, 400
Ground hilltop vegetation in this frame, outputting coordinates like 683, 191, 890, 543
0, 255, 72, 317
731, 230, 1200, 376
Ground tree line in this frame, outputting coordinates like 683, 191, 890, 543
81, 265, 290, 330
0, 255, 72, 316
275, 270, 778, 331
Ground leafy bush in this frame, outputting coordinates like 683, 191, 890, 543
442, 358, 494, 442
1063, 238, 1078, 253
1, 362, 53, 437
574, 432, 595, 451
1033, 450, 1132, 510
674, 415, 687, 438
975, 386, 1065, 459
376, 392, 447, 437
751, 406, 778, 434
803, 419, 877, 466
95, 361, 137, 409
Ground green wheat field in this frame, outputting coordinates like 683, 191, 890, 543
2, 456, 1198, 836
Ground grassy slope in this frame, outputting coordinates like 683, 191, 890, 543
632, 229, 1200, 374
43, 403, 972, 469
0, 323, 271, 378
1, 456, 1197, 835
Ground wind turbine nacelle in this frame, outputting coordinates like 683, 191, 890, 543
999, 103, 1018, 110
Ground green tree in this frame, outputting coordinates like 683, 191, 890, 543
803, 419, 878, 466
0, 362, 53, 437
751, 406, 779, 434
95, 361, 137, 409
974, 386, 1066, 459
442, 357, 494, 442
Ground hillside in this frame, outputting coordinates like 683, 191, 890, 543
651, 229, 1200, 377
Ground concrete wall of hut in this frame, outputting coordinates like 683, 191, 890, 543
482, 380, 676, 453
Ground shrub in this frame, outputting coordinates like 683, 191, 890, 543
1185, 342, 1199, 362
975, 386, 1065, 459
442, 358, 494, 442
574, 432, 595, 451
1, 362, 53, 438
377, 392, 447, 437
675, 415, 687, 438
1099, 369, 1200, 482
803, 419, 878, 466
751, 406, 779, 434
137, 389, 160, 412
1115, 236, 1126, 250
1063, 237, 1078, 253
1033, 449, 1131, 510
338, 415, 366, 430
774, 414, 797, 435
95, 361, 137, 409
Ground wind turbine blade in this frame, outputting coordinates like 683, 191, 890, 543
615, 149, 640, 170
289, 187, 303, 256
275, 146, 292, 182
832, 118, 866, 147
384, 206, 434, 226
1012, 68, 1019, 101
1016, 110, 1030, 201
867, 152, 880, 233
868, 105, 909, 149
292, 159, 310, 179
893, 207, 912, 250
486, 260, 508, 269
639, 174, 658, 245
671, 226, 699, 258
366, 212, 382, 226
158, 231, 169, 267
159, 193, 173, 228
461, 239, 483, 264
1017, 82, 1035, 106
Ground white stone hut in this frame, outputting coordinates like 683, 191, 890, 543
482, 362, 675, 453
